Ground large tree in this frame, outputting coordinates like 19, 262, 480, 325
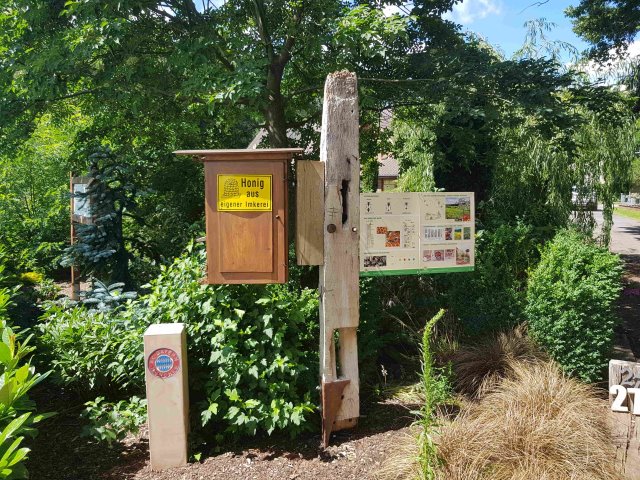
0, 1, 415, 149
567, 0, 640, 60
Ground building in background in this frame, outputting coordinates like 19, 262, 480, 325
377, 154, 399, 191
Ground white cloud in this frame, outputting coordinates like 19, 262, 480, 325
383, 5, 401, 17
383, 3, 414, 17
443, 0, 502, 25
575, 40, 640, 86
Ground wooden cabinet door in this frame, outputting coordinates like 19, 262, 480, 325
204, 160, 287, 284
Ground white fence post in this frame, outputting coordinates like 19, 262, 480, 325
144, 323, 189, 470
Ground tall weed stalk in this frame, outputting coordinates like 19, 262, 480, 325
418, 309, 445, 480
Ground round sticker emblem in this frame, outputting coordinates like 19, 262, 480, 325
148, 348, 180, 378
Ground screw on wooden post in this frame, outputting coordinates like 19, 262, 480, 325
319, 71, 360, 447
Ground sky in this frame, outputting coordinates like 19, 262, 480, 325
442, 0, 588, 60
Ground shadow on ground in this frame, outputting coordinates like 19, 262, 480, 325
26, 384, 149, 480
26, 382, 415, 480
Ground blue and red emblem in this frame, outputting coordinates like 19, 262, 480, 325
148, 348, 180, 378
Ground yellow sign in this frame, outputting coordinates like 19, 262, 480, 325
217, 174, 272, 211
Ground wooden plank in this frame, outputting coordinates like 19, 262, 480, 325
610, 359, 640, 408
608, 360, 640, 478
296, 161, 325, 265
334, 327, 359, 429
609, 409, 640, 479
174, 148, 303, 161
220, 212, 273, 272
69, 173, 80, 301
319, 71, 360, 433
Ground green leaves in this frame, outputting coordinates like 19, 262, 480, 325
527, 229, 623, 382
40, 244, 318, 444
0, 261, 51, 478
80, 396, 147, 446
567, 0, 640, 61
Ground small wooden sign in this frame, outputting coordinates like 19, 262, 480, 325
610, 359, 640, 414
296, 161, 324, 266
71, 176, 94, 225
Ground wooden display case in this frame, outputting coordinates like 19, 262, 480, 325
175, 148, 303, 284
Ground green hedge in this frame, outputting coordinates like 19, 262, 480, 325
526, 230, 623, 382
448, 221, 542, 335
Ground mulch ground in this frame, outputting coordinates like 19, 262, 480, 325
27, 385, 414, 480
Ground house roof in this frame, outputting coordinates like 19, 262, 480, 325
378, 154, 399, 178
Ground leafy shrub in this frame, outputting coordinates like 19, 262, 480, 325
18, 273, 42, 286
37, 303, 142, 394
0, 262, 51, 479
81, 396, 147, 445
526, 229, 623, 382
447, 221, 542, 335
39, 244, 317, 443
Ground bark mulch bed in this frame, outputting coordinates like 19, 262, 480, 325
27, 385, 414, 480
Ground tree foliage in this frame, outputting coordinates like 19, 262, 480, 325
567, 0, 640, 60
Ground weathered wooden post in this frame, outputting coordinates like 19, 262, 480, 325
69, 174, 94, 300
69, 173, 80, 301
319, 71, 360, 446
144, 323, 189, 470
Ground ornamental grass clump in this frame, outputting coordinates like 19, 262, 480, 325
436, 360, 620, 480
450, 325, 546, 398
526, 229, 623, 382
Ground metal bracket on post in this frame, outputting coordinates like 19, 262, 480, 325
318, 71, 360, 447
322, 378, 351, 447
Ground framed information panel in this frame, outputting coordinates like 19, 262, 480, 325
71, 176, 94, 225
360, 192, 475, 276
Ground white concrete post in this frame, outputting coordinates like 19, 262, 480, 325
144, 323, 189, 470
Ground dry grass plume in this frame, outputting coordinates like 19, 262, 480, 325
436, 360, 621, 480
450, 325, 547, 398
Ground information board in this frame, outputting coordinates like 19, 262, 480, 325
360, 192, 474, 275
217, 174, 272, 211
73, 183, 91, 218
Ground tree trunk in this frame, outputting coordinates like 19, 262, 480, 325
265, 62, 288, 148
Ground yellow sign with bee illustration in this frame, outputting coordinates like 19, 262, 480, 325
217, 174, 272, 211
